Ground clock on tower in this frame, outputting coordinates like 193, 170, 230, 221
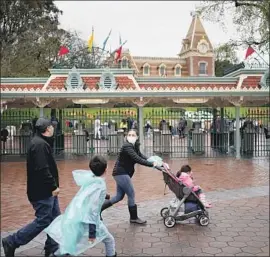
197, 42, 208, 54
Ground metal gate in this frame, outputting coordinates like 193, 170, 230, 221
143, 106, 270, 158
1, 108, 38, 155
1, 106, 269, 159
53, 107, 137, 158
239, 107, 270, 157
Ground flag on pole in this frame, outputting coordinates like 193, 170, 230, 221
88, 27, 94, 52
245, 46, 255, 59
102, 29, 112, 51
112, 37, 127, 62
114, 46, 122, 62
58, 46, 69, 56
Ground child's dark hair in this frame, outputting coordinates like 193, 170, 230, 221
89, 155, 107, 176
176, 165, 192, 177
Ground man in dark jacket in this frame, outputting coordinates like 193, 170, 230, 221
2, 118, 61, 257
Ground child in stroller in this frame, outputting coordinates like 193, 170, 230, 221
158, 164, 210, 228
176, 165, 212, 208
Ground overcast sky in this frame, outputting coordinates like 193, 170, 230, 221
55, 1, 247, 60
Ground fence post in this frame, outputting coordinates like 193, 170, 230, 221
138, 105, 144, 153
235, 105, 241, 159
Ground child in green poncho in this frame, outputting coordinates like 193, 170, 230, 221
45, 155, 116, 256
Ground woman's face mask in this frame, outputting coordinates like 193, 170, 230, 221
127, 136, 137, 144
127, 131, 138, 144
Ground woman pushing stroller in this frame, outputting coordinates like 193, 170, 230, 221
101, 129, 159, 224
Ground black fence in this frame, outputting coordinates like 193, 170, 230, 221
1, 107, 269, 160
143, 107, 270, 158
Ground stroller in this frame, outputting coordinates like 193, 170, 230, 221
156, 165, 210, 228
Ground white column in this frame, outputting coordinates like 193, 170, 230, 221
39, 107, 44, 117
235, 105, 241, 159
138, 105, 144, 153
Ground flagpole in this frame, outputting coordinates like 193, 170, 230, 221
112, 40, 128, 54
98, 29, 112, 67
91, 26, 95, 68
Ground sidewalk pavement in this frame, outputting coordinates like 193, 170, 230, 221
1, 186, 269, 256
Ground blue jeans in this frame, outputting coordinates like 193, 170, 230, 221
7, 196, 61, 253
110, 175, 135, 207
103, 232, 115, 256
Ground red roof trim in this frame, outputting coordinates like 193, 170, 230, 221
0, 84, 44, 90
47, 76, 136, 90
139, 84, 237, 89
241, 76, 261, 89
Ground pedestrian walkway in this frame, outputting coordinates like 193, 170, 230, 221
1, 158, 269, 231
1, 158, 269, 256
1, 186, 269, 256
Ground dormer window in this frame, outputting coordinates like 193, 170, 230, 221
65, 67, 85, 90
198, 62, 207, 75
143, 63, 150, 76
103, 76, 112, 88
174, 64, 182, 76
70, 76, 79, 88
159, 64, 166, 76
121, 57, 128, 69
98, 69, 117, 90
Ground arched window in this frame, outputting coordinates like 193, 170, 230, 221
199, 62, 207, 75
159, 64, 166, 76
99, 70, 117, 90
65, 67, 85, 90
121, 57, 128, 68
143, 63, 150, 76
174, 64, 182, 76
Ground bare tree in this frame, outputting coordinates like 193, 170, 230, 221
198, 0, 269, 54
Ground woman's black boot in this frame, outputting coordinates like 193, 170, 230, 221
129, 204, 147, 224
100, 200, 113, 220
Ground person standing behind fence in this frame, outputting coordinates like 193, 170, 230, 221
2, 118, 61, 257
178, 118, 187, 138
120, 119, 128, 133
94, 116, 101, 140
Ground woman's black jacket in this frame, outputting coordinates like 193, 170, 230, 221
112, 141, 153, 177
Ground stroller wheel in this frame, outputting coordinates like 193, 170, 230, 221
164, 216, 176, 228
160, 207, 169, 218
198, 215, 209, 226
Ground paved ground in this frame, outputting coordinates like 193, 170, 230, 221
1, 158, 269, 256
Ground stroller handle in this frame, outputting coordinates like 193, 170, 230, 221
155, 166, 164, 171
